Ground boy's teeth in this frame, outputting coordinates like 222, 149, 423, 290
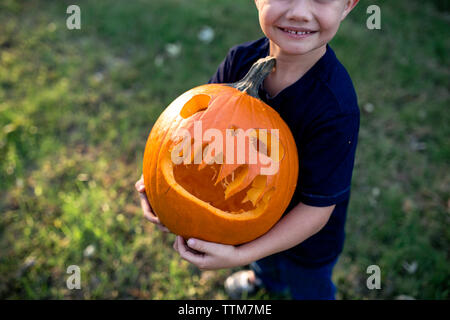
283, 28, 312, 35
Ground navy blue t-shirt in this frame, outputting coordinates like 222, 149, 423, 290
208, 37, 360, 267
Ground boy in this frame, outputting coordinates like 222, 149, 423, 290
135, 0, 360, 300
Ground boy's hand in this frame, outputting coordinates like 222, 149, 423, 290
173, 235, 244, 270
135, 175, 170, 233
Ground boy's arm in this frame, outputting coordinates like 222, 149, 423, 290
238, 202, 334, 264
173, 202, 335, 270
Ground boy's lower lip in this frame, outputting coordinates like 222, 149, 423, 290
278, 27, 317, 39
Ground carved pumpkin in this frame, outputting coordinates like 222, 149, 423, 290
142, 56, 298, 245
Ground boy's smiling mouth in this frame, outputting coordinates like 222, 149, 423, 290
278, 26, 317, 38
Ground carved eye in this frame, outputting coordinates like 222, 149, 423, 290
180, 94, 211, 119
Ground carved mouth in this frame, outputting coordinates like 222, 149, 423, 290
173, 163, 261, 213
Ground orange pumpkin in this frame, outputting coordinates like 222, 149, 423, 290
142, 56, 298, 245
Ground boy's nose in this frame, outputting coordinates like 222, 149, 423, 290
285, 0, 313, 22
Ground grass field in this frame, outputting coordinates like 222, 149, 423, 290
0, 0, 449, 299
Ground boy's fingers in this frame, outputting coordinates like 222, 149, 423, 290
143, 210, 159, 224
136, 174, 170, 233
173, 237, 178, 251
139, 194, 171, 232
139, 194, 159, 221
177, 236, 205, 266
186, 238, 216, 254
156, 224, 169, 232
139, 192, 152, 211
135, 179, 145, 193
157, 225, 170, 233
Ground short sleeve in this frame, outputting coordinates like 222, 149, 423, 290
208, 47, 237, 84
298, 111, 360, 207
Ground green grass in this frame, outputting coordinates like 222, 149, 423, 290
0, 0, 449, 299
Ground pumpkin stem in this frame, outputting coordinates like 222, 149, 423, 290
229, 56, 276, 99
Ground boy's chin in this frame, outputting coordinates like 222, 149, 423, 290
274, 42, 316, 56
271, 37, 328, 56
